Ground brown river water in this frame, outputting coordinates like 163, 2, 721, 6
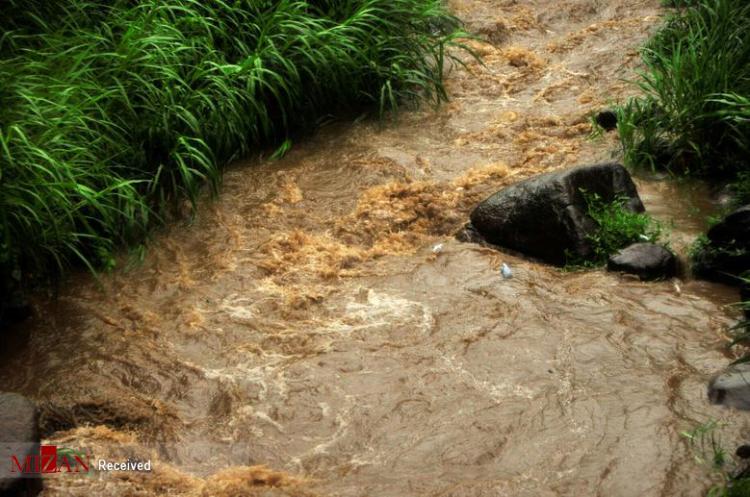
2, 1, 749, 496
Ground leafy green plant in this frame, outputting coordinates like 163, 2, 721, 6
723, 276, 750, 366
571, 191, 663, 266
0, 0, 469, 302
690, 233, 712, 258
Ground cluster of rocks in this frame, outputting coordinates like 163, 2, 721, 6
464, 162, 676, 280
709, 362, 750, 411
697, 206, 750, 413
461, 159, 750, 414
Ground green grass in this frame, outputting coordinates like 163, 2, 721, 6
683, 421, 750, 497
616, 0, 750, 176
0, 0, 467, 304
661, 0, 700, 7
726, 277, 750, 365
566, 191, 663, 267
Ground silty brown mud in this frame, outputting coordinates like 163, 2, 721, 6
2, 1, 747, 496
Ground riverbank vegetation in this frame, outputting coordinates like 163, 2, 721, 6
617, 0, 750, 181
582, 192, 663, 265
615, 0, 750, 308
0, 0, 465, 309
618, 1, 750, 493
684, 421, 750, 497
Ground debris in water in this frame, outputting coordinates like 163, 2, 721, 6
432, 243, 444, 255
501, 46, 546, 69
501, 263, 513, 279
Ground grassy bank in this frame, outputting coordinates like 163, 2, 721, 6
617, 2, 750, 494
616, 0, 750, 179
0, 0, 464, 305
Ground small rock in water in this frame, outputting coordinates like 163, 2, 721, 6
708, 363, 750, 411
432, 243, 444, 255
607, 243, 677, 281
737, 445, 750, 459
595, 110, 618, 131
500, 263, 513, 279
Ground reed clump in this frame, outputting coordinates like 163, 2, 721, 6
0, 0, 465, 303
616, 0, 750, 178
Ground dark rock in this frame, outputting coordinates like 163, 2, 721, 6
708, 206, 750, 245
0, 393, 42, 496
737, 445, 750, 460
693, 205, 750, 285
607, 243, 677, 281
708, 363, 750, 411
694, 248, 750, 285
469, 163, 644, 265
595, 110, 618, 131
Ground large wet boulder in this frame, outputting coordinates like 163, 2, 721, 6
0, 393, 42, 496
607, 243, 677, 281
708, 363, 750, 411
693, 205, 750, 285
468, 163, 644, 265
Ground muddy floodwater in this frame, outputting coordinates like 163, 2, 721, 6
2, 1, 749, 496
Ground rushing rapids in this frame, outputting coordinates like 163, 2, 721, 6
1, 0, 748, 495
